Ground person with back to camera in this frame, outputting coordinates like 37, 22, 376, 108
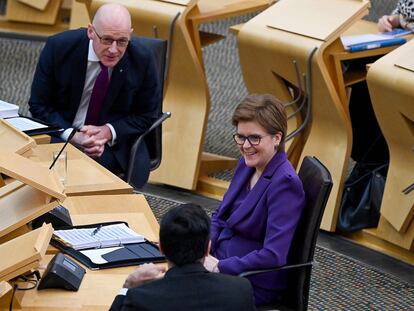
204, 94, 306, 306
109, 203, 256, 311
378, 0, 414, 32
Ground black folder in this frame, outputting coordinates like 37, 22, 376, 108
51, 221, 165, 270
4, 116, 63, 136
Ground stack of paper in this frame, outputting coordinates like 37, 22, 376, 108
0, 100, 18, 118
340, 34, 406, 52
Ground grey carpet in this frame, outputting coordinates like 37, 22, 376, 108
144, 194, 414, 311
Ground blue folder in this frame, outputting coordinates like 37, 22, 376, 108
347, 37, 406, 52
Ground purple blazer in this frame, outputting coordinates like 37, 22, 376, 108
211, 151, 305, 300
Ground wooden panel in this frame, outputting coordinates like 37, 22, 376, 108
22, 143, 133, 196
0, 281, 20, 309
64, 194, 159, 241
395, 54, 414, 72
70, 0, 90, 29
17, 0, 50, 11
32, 134, 51, 145
266, 0, 370, 41
0, 224, 53, 281
376, 216, 414, 251
0, 119, 36, 155
6, 0, 62, 25
0, 181, 59, 238
194, 0, 274, 24
367, 40, 414, 234
0, 151, 65, 201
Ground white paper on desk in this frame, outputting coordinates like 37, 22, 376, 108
340, 34, 390, 48
0, 99, 18, 118
80, 246, 123, 264
4, 117, 48, 131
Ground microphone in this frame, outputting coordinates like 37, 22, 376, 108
49, 128, 78, 170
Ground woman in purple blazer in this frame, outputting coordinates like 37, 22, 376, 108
206, 94, 306, 305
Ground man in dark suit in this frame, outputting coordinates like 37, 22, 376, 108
110, 204, 256, 311
29, 3, 160, 186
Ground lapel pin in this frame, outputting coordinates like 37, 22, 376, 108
119, 69, 123, 73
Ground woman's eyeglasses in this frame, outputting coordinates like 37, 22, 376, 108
233, 134, 270, 146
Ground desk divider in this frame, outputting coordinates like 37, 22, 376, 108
266, 0, 370, 42
0, 151, 65, 238
0, 119, 36, 155
0, 224, 53, 282
367, 39, 414, 250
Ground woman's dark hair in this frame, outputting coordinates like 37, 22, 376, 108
159, 204, 210, 266
232, 94, 287, 151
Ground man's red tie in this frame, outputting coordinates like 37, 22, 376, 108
85, 62, 109, 125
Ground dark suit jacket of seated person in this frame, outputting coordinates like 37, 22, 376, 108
210, 94, 306, 306
110, 203, 256, 311
28, 3, 161, 179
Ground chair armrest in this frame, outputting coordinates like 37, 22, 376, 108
239, 261, 313, 278
141, 112, 171, 141
126, 112, 171, 182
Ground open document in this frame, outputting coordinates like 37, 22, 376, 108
53, 223, 145, 250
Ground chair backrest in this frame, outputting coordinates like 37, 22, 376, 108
132, 36, 167, 170
283, 156, 333, 311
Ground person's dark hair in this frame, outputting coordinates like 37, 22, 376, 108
232, 94, 287, 151
159, 203, 210, 266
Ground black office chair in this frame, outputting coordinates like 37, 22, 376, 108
240, 156, 333, 311
125, 36, 171, 189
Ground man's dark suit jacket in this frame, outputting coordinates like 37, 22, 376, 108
109, 263, 256, 311
29, 28, 161, 171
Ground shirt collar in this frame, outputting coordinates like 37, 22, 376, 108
88, 40, 99, 62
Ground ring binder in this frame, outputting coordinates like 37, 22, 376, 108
51, 221, 165, 269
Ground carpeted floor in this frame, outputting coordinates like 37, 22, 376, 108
144, 194, 414, 310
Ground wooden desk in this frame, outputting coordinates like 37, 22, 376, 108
7, 194, 160, 310
186, 0, 274, 63
32, 134, 51, 145
22, 143, 133, 196
328, 20, 403, 110
366, 40, 414, 252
